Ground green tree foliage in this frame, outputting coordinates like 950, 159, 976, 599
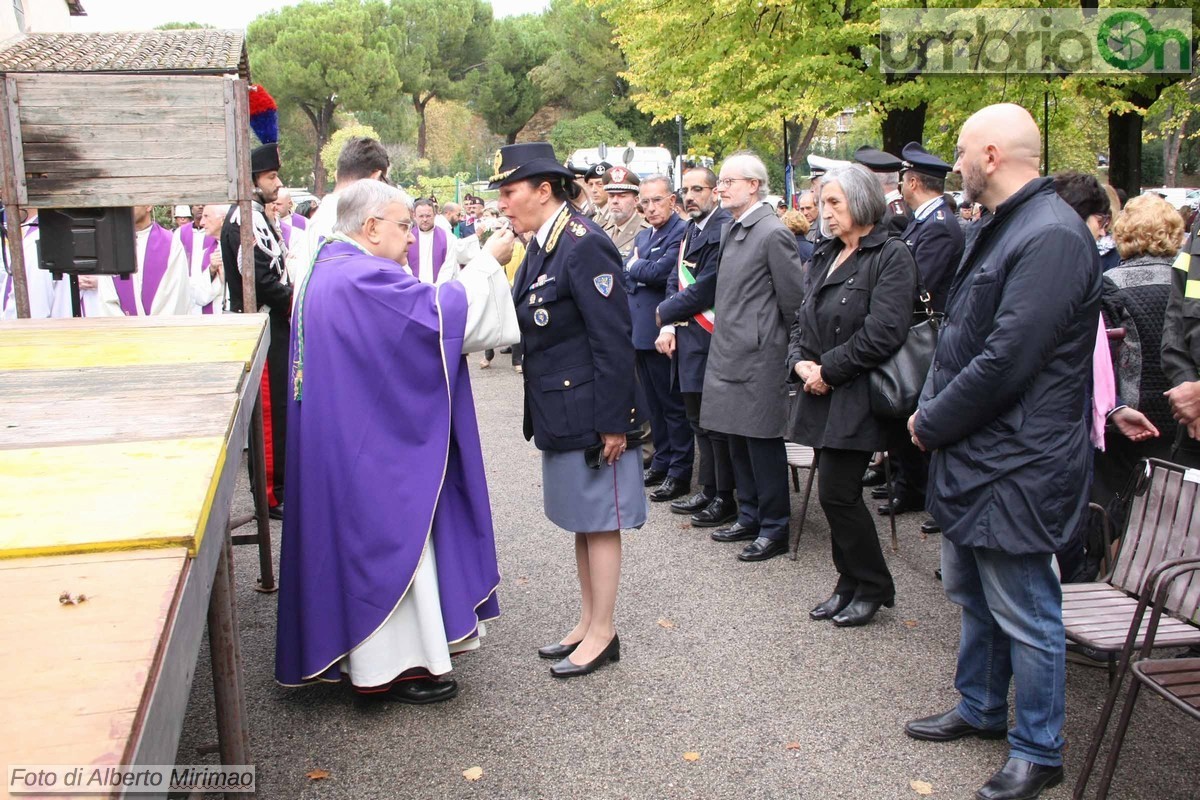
248, 0, 399, 194
473, 15, 551, 144
533, 0, 627, 116
384, 0, 494, 158
154, 22, 214, 30
548, 112, 629, 159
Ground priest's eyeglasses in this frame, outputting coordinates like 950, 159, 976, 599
373, 216, 412, 234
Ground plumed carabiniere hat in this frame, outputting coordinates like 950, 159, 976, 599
489, 143, 576, 189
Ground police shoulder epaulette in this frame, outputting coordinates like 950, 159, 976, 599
544, 210, 573, 253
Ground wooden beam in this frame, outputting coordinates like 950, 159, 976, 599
232, 79, 256, 313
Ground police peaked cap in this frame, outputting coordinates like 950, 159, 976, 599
900, 142, 953, 177
489, 142, 576, 189
807, 154, 849, 177
853, 146, 904, 173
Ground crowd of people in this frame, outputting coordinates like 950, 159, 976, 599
5, 97, 1200, 800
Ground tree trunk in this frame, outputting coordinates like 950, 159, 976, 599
1163, 104, 1184, 188
299, 97, 336, 197
881, 102, 927, 156
787, 116, 820, 170
414, 94, 431, 159
506, 131, 519, 145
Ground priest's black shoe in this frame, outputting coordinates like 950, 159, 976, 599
809, 591, 854, 621
643, 468, 667, 487
904, 708, 1007, 742
975, 758, 1063, 800
649, 477, 689, 502
670, 490, 712, 515
710, 521, 758, 542
831, 598, 893, 627
358, 677, 459, 704
268, 503, 284, 520
870, 485, 890, 500
737, 536, 787, 562
550, 635, 620, 678
537, 641, 579, 660
861, 466, 886, 486
876, 495, 923, 516
692, 497, 737, 528
920, 518, 942, 535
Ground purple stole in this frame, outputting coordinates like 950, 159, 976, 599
179, 224, 219, 314
115, 222, 171, 316
2, 221, 38, 309
280, 212, 307, 249
406, 227, 448, 283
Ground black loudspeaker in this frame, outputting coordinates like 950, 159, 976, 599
38, 207, 136, 277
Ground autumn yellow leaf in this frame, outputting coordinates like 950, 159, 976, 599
657, 618, 676, 629
785, 742, 802, 751
463, 767, 484, 782
305, 768, 330, 781
683, 752, 701, 762
904, 619, 919, 628
911, 779, 933, 795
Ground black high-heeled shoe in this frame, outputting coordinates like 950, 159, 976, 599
832, 598, 895, 627
809, 591, 855, 621
537, 640, 580, 660
549, 634, 620, 678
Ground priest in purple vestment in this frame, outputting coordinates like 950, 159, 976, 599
276, 179, 520, 704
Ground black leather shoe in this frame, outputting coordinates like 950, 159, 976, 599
934, 568, 943, 581
649, 477, 690, 502
670, 491, 712, 515
877, 495, 923, 516
692, 497, 737, 528
975, 758, 1063, 800
809, 592, 855, 621
920, 518, 942, 535
861, 466, 886, 487
904, 708, 1007, 742
538, 641, 579, 660
550, 635, 620, 678
710, 521, 759, 542
357, 677, 459, 704
831, 598, 893, 626
643, 468, 667, 487
268, 503, 284, 520
870, 486, 891, 500
737, 536, 787, 562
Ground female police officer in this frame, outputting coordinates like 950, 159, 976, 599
491, 143, 647, 678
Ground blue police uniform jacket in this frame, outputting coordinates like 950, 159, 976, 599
657, 207, 731, 394
513, 204, 643, 452
624, 213, 687, 350
900, 197, 965, 312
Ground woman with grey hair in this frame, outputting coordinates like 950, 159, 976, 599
786, 163, 917, 627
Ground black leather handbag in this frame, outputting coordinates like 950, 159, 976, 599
867, 241, 943, 419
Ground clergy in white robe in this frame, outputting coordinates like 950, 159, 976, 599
276, 180, 518, 703
181, 203, 227, 315
408, 199, 459, 285
1, 211, 59, 319
84, 206, 192, 317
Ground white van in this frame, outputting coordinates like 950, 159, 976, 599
569, 144, 674, 185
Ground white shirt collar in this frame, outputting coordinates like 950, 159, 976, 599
734, 200, 766, 225
914, 195, 944, 221
535, 203, 569, 247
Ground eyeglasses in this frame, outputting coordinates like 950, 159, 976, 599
372, 216, 412, 234
715, 177, 752, 189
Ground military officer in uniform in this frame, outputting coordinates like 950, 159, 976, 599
854, 146, 910, 236
584, 161, 612, 224
876, 142, 968, 534
492, 142, 647, 679
602, 166, 651, 261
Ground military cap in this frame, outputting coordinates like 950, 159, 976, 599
251, 143, 281, 175
584, 162, 612, 181
900, 142, 953, 177
488, 142, 576, 189
807, 153, 849, 178
603, 166, 640, 194
853, 146, 904, 173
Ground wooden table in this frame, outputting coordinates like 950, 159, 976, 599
0, 315, 269, 799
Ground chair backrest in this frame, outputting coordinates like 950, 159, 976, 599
1110, 459, 1200, 623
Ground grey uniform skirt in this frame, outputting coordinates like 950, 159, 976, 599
542, 445, 649, 533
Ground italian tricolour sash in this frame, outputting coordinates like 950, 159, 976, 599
676, 232, 714, 333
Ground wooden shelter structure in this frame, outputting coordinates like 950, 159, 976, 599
0, 29, 260, 317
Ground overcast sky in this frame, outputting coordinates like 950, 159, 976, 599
69, 0, 550, 31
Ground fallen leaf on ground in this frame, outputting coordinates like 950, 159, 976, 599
903, 619, 919, 628
785, 742, 801, 751
682, 752, 701, 762
679, 523, 692, 529
515, 576, 529, 586
911, 779, 933, 795
657, 618, 675, 629
305, 769, 330, 781
462, 766, 484, 782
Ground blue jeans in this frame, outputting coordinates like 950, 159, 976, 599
941, 538, 1065, 767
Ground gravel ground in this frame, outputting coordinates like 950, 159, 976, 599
175, 363, 1197, 800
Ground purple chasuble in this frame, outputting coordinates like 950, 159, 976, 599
179, 224, 219, 314
2, 222, 38, 308
280, 213, 308, 250
275, 240, 500, 685
115, 222, 172, 316
406, 227, 449, 283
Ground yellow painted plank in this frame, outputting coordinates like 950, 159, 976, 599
0, 438, 226, 559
